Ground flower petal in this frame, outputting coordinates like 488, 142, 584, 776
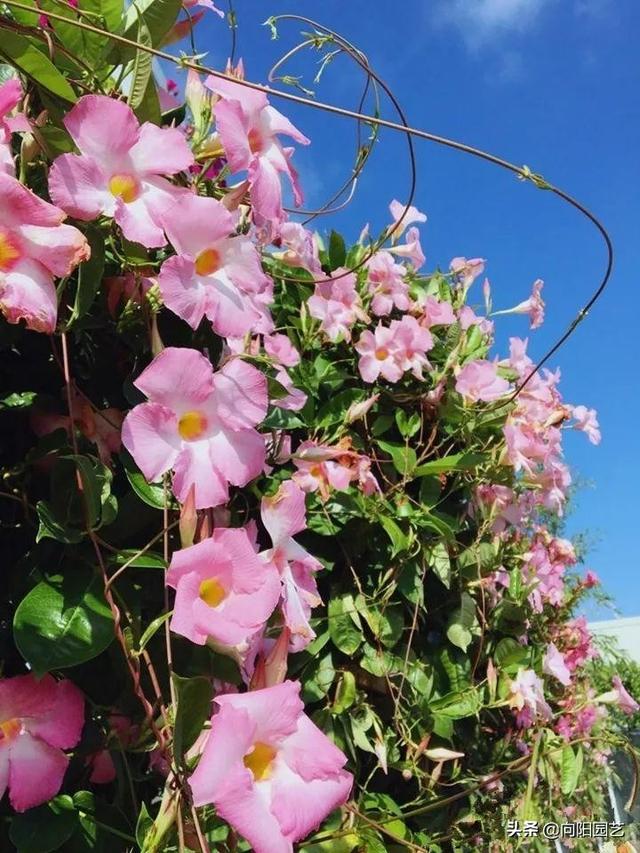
121, 402, 180, 483
128, 122, 194, 176
8, 732, 68, 812
0, 257, 57, 333
48, 153, 111, 221
63, 95, 140, 165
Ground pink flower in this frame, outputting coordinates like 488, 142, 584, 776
493, 279, 545, 329
558, 617, 598, 672
612, 676, 640, 715
570, 404, 601, 445
158, 193, 271, 336
388, 226, 425, 269
450, 256, 485, 288
366, 251, 410, 316
276, 222, 322, 277
49, 95, 194, 248
261, 481, 322, 650
183, 0, 224, 15
167, 527, 281, 650
273, 367, 307, 412
583, 569, 600, 588
0, 173, 89, 333
543, 643, 571, 687
416, 293, 456, 327
122, 347, 267, 509
0, 674, 84, 812
205, 76, 309, 238
392, 314, 433, 379
458, 305, 494, 336
307, 269, 367, 342
508, 669, 552, 728
355, 323, 404, 383
264, 333, 300, 368
455, 359, 510, 403
189, 681, 353, 852
292, 440, 353, 501
388, 198, 426, 241
0, 78, 27, 176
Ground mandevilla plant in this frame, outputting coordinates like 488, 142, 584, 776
0, 3, 637, 853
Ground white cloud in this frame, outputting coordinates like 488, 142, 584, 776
434, 0, 554, 49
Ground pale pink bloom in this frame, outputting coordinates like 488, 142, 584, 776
0, 172, 89, 332
458, 305, 494, 336
612, 676, 640, 715
355, 324, 404, 383
345, 393, 379, 424
450, 256, 485, 288
543, 643, 571, 687
273, 367, 307, 412
121, 347, 267, 509
583, 569, 599, 588
522, 541, 565, 612
557, 617, 598, 672
388, 226, 425, 269
183, 0, 223, 15
167, 527, 281, 650
507, 336, 533, 377
482, 277, 492, 314
276, 222, 322, 277
529, 458, 572, 516
366, 251, 410, 316
189, 681, 353, 852
388, 198, 426, 241
508, 669, 552, 728
570, 404, 601, 445
416, 293, 456, 327
353, 454, 381, 496
307, 269, 367, 342
264, 333, 300, 367
292, 440, 353, 501
455, 359, 510, 403
472, 483, 527, 533
392, 314, 433, 379
0, 78, 27, 176
205, 76, 309, 238
503, 421, 558, 474
261, 480, 322, 649
0, 673, 84, 812
158, 193, 271, 336
493, 279, 545, 329
49, 95, 194, 248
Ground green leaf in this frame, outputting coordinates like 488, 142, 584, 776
560, 745, 582, 796
136, 611, 172, 655
68, 227, 105, 326
36, 499, 84, 544
0, 32, 77, 102
136, 803, 154, 849
328, 594, 363, 655
129, 18, 153, 111
9, 797, 78, 853
376, 439, 417, 477
332, 671, 356, 714
395, 410, 421, 438
0, 391, 37, 409
110, 549, 166, 569
413, 451, 488, 478
426, 542, 451, 588
302, 652, 335, 702
121, 449, 166, 509
172, 673, 213, 761
446, 592, 479, 652
379, 514, 408, 556
316, 388, 366, 428
429, 687, 482, 719
116, 0, 182, 62
14, 570, 114, 675
328, 230, 346, 269
303, 836, 360, 853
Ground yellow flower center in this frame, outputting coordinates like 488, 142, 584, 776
109, 173, 140, 204
198, 577, 227, 608
194, 247, 222, 276
375, 347, 389, 361
0, 718, 21, 742
247, 127, 263, 155
243, 741, 276, 781
178, 410, 207, 441
0, 230, 21, 272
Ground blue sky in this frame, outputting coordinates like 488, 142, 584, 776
170, 0, 639, 616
